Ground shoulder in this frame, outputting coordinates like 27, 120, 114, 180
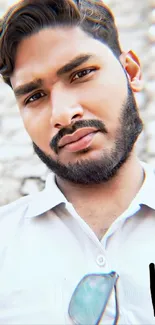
0, 195, 31, 221
0, 172, 62, 222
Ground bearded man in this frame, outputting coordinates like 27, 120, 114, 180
0, 0, 154, 324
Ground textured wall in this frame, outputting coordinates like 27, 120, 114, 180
0, 0, 155, 206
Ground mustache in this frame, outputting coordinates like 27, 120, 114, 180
50, 119, 108, 154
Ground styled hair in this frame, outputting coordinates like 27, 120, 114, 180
0, 0, 122, 87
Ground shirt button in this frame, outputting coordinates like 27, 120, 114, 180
96, 255, 106, 266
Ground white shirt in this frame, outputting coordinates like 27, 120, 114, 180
0, 161, 155, 324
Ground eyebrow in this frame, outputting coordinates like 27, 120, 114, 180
57, 53, 93, 76
14, 53, 94, 98
14, 79, 43, 98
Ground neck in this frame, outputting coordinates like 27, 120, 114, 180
56, 153, 144, 239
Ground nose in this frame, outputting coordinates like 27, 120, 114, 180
49, 86, 84, 129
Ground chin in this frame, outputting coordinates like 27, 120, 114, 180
59, 147, 102, 163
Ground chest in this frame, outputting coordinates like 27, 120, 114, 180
0, 213, 154, 324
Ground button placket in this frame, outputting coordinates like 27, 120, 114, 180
96, 254, 106, 267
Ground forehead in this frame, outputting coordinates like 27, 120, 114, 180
11, 26, 112, 87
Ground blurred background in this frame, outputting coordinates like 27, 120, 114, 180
0, 0, 155, 206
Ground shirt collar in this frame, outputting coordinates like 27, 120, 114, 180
133, 161, 155, 209
25, 161, 155, 218
25, 173, 67, 218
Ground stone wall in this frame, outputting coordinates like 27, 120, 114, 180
0, 0, 155, 206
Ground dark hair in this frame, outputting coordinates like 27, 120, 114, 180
0, 0, 122, 87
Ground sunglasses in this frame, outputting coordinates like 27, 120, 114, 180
68, 271, 119, 325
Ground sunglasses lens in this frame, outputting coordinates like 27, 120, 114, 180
69, 272, 118, 325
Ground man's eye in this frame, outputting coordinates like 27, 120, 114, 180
71, 68, 96, 82
25, 92, 45, 105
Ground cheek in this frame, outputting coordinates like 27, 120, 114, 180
19, 108, 51, 151
80, 72, 127, 125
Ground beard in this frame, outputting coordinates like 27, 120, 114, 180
33, 83, 143, 184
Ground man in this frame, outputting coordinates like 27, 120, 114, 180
0, 0, 154, 323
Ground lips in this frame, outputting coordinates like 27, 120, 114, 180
58, 128, 98, 148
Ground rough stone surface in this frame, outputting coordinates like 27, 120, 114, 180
0, 0, 155, 205
0, 177, 21, 205
21, 178, 45, 196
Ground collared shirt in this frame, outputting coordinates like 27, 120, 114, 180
0, 161, 155, 324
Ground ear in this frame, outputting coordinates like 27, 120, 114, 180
119, 50, 143, 93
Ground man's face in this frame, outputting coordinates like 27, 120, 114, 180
11, 27, 143, 184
